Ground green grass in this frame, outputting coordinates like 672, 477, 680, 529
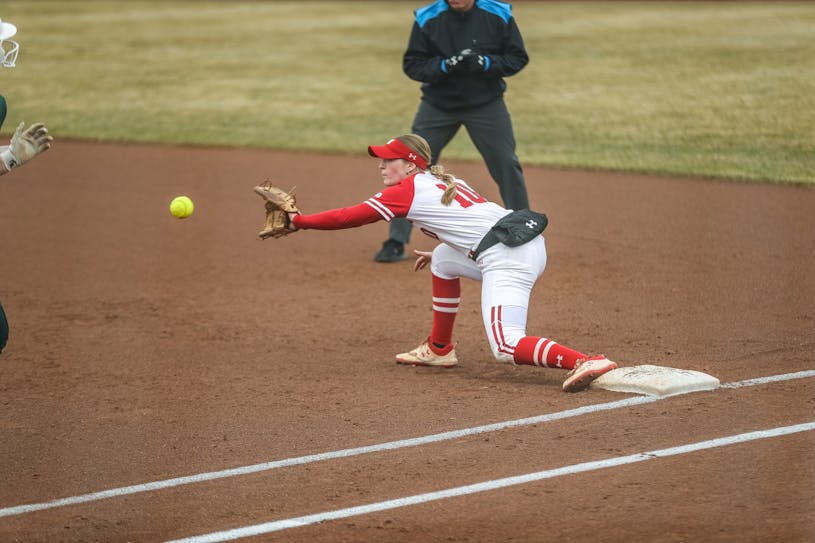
1, 1, 813, 183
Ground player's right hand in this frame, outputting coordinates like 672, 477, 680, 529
442, 53, 467, 74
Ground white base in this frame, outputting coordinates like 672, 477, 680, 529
592, 365, 720, 397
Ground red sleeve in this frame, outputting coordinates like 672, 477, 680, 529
292, 177, 416, 230
292, 201, 383, 230
368, 177, 415, 220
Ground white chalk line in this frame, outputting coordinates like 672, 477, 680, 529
719, 369, 815, 388
164, 420, 815, 543
1, 369, 813, 519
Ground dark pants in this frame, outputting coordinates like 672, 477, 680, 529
0, 302, 8, 354
387, 97, 529, 244
1, 99, 7, 353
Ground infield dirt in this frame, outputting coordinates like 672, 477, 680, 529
1, 141, 813, 542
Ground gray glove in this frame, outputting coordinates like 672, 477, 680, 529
1, 122, 53, 171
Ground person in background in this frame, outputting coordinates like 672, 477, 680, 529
375, 0, 530, 263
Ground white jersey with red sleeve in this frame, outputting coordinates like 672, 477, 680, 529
394, 173, 510, 253
293, 172, 510, 255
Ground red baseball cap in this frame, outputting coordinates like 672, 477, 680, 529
367, 138, 428, 170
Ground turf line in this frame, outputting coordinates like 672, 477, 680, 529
1, 369, 813, 519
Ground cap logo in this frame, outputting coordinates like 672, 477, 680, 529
408, 153, 417, 161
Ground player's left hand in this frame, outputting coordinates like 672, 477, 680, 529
413, 250, 433, 272
1, 121, 53, 171
459, 49, 487, 72
10, 122, 53, 164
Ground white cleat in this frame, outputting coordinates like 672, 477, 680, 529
562, 355, 618, 392
396, 340, 458, 368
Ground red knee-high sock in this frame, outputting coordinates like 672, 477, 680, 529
513, 336, 587, 369
429, 274, 460, 353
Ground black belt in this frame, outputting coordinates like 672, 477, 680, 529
469, 229, 502, 261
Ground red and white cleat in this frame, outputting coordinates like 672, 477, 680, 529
562, 355, 618, 392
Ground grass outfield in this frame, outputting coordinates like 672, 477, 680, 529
1, 1, 813, 184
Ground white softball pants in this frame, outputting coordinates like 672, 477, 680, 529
430, 237, 547, 362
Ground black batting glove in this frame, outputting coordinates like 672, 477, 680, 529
442, 52, 468, 74
459, 49, 489, 72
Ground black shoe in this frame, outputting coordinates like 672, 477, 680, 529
374, 239, 407, 263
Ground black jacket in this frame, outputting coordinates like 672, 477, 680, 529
403, 0, 529, 110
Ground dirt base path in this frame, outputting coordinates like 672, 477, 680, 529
1, 141, 813, 542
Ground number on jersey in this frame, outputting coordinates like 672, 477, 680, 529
435, 182, 487, 208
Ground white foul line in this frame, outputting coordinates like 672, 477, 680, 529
720, 369, 815, 388
1, 369, 813, 519
165, 421, 815, 543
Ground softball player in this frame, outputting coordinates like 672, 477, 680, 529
1, 17, 54, 354
287, 134, 617, 392
0, 18, 52, 177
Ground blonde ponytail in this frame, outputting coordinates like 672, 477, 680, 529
430, 164, 458, 206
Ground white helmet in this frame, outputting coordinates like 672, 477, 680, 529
0, 18, 20, 68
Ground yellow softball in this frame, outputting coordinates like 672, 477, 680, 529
169, 196, 194, 219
